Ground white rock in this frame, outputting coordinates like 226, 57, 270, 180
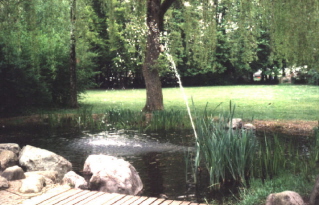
83, 155, 143, 195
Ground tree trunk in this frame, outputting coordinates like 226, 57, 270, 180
69, 0, 78, 108
142, 0, 175, 112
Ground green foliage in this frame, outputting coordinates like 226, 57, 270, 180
193, 103, 257, 189
237, 173, 314, 205
0, 0, 99, 114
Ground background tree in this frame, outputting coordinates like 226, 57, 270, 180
0, 0, 97, 115
69, 0, 78, 108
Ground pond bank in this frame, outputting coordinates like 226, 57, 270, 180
0, 115, 317, 137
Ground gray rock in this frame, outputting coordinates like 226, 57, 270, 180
0, 176, 9, 189
19, 145, 72, 182
62, 171, 88, 189
0, 143, 20, 155
83, 155, 143, 195
243, 123, 256, 130
19, 174, 45, 193
0, 149, 18, 171
228, 118, 243, 129
1, 165, 25, 181
25, 171, 58, 183
266, 191, 304, 205
310, 174, 319, 205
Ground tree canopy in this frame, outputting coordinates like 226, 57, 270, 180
1, 0, 318, 114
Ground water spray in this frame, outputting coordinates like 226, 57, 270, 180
165, 53, 198, 142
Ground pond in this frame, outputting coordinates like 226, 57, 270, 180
1, 124, 314, 203
0, 125, 203, 202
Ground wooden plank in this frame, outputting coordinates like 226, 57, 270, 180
159, 200, 174, 205
100, 194, 127, 205
114, 196, 140, 205
145, 198, 166, 205
138, 197, 158, 205
21, 187, 205, 205
54, 190, 93, 205
21, 187, 71, 205
169, 201, 183, 205
66, 191, 103, 205
126, 196, 148, 205
81, 193, 122, 205
73, 191, 106, 205
179, 201, 192, 205
38, 189, 83, 205
112, 195, 138, 205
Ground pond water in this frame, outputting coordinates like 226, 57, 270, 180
0, 125, 202, 202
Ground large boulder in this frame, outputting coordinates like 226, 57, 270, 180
83, 155, 143, 195
310, 174, 319, 205
1, 165, 25, 181
0, 149, 18, 171
266, 191, 304, 205
63, 171, 88, 189
19, 145, 72, 182
0, 143, 20, 155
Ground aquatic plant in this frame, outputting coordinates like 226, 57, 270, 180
193, 103, 257, 189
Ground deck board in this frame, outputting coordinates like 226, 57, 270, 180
21, 187, 207, 205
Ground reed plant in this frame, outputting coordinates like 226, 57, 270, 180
105, 108, 189, 132
253, 136, 286, 181
193, 103, 257, 189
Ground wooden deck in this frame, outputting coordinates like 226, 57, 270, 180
21, 187, 206, 205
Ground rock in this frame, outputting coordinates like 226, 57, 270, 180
243, 123, 256, 130
228, 118, 242, 129
19, 174, 45, 194
266, 191, 304, 205
83, 155, 143, 195
0, 176, 9, 189
0, 149, 18, 171
19, 145, 72, 182
62, 171, 88, 189
25, 171, 58, 186
310, 174, 319, 205
1, 165, 25, 181
0, 143, 20, 155
25, 171, 58, 183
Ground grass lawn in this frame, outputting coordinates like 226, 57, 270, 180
80, 85, 319, 121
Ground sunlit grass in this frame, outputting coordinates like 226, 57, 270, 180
80, 85, 319, 121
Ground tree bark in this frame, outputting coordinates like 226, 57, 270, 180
69, 0, 78, 108
142, 0, 175, 112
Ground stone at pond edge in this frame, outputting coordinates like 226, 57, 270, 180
63, 171, 88, 189
0, 176, 9, 189
0, 143, 20, 155
309, 174, 319, 205
243, 123, 256, 130
0, 149, 18, 171
25, 171, 58, 184
1, 165, 25, 181
227, 118, 243, 129
266, 191, 305, 205
83, 155, 143, 195
19, 145, 72, 182
19, 174, 45, 194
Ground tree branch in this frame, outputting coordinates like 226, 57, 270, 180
158, 0, 176, 31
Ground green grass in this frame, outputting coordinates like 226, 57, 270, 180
80, 85, 319, 121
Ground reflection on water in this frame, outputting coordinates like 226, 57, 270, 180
0, 126, 196, 200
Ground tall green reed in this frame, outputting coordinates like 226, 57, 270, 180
193, 103, 257, 189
